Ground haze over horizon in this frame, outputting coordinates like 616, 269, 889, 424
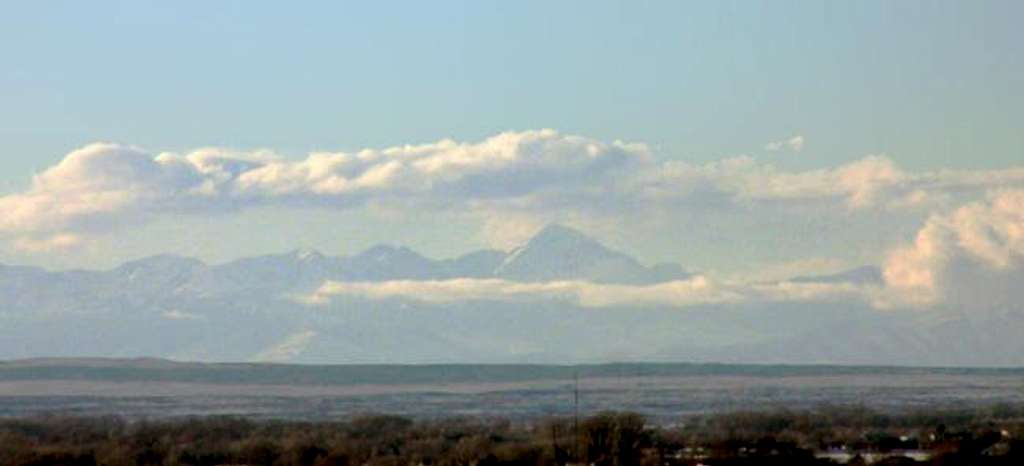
1, 1, 1023, 366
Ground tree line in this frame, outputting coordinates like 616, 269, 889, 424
0, 405, 1022, 465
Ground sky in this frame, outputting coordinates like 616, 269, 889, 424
1, 0, 1023, 277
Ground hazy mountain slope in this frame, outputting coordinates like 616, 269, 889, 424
494, 224, 690, 284
0, 225, 1021, 365
440, 250, 508, 278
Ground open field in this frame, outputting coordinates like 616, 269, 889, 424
2, 360, 1022, 423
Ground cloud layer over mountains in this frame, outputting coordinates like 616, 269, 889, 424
1, 223, 1022, 365
0, 131, 644, 245
3, 130, 1024, 252
2, 131, 1024, 364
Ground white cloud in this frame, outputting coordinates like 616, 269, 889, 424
641, 154, 1024, 210
879, 189, 1024, 310
162, 310, 206, 321
0, 131, 644, 244
303, 276, 866, 309
788, 135, 805, 152
764, 135, 805, 152
728, 257, 850, 282
3, 130, 1024, 251
11, 233, 85, 252
645, 155, 905, 208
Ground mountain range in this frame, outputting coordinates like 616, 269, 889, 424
1, 224, 1021, 366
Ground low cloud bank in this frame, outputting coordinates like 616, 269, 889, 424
0, 130, 642, 248
303, 276, 868, 310
4, 130, 1024, 250
308, 186, 1024, 314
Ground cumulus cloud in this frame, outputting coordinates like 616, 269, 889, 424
3, 130, 1024, 250
646, 155, 910, 209
303, 276, 866, 309
162, 310, 206, 321
880, 189, 1024, 310
641, 154, 1024, 210
764, 135, 805, 152
0, 131, 644, 245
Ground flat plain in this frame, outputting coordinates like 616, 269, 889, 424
1, 359, 1022, 423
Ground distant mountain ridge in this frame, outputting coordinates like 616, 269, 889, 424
3, 225, 882, 288
3, 358, 1022, 386
495, 225, 689, 284
1, 224, 691, 294
2, 224, 1020, 366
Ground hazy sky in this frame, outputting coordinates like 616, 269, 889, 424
1, 1, 1022, 275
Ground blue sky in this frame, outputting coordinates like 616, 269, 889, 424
1, 1, 1022, 274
